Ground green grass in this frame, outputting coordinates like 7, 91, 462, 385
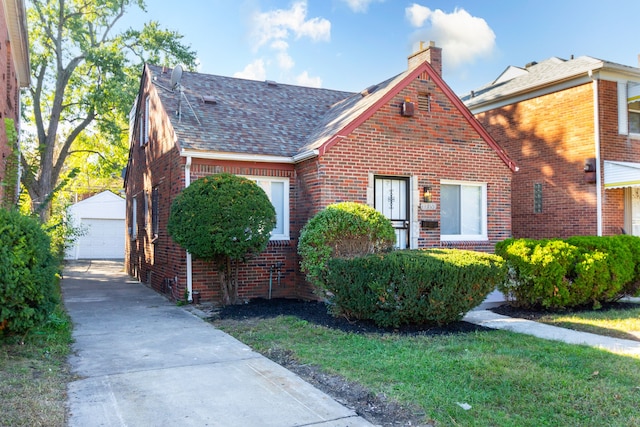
537, 305, 640, 342
0, 306, 74, 427
218, 316, 640, 427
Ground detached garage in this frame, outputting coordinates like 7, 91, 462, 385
65, 191, 126, 260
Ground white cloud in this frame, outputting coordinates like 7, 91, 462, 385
233, 59, 266, 81
277, 52, 295, 71
406, 3, 431, 27
243, 1, 331, 85
405, 5, 496, 69
295, 71, 322, 88
251, 1, 330, 50
341, 0, 384, 13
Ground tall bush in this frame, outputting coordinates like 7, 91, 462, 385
298, 202, 396, 293
167, 173, 276, 304
325, 249, 505, 327
496, 236, 640, 310
0, 209, 59, 334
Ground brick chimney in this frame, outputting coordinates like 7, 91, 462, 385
408, 41, 442, 76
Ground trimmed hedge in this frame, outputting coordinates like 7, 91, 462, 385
0, 209, 59, 334
298, 202, 396, 292
496, 235, 640, 310
325, 249, 505, 327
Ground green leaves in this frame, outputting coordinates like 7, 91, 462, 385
325, 249, 505, 327
23, 0, 198, 219
496, 235, 640, 309
0, 209, 59, 335
298, 202, 396, 291
168, 173, 276, 263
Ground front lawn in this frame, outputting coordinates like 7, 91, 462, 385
0, 306, 74, 427
537, 303, 640, 342
216, 312, 640, 426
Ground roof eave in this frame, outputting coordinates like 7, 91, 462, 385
180, 149, 295, 164
467, 72, 595, 114
4, 0, 30, 87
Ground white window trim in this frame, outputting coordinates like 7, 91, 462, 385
440, 180, 488, 242
140, 96, 150, 146
618, 81, 628, 136
131, 197, 138, 239
246, 176, 290, 241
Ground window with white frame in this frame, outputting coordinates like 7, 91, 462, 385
250, 177, 289, 240
630, 100, 640, 135
619, 81, 640, 136
131, 197, 137, 239
440, 181, 487, 241
140, 96, 149, 146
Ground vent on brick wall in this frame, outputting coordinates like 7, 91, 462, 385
418, 93, 430, 111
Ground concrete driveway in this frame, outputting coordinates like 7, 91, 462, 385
63, 260, 372, 427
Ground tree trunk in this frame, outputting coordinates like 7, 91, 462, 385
218, 257, 240, 305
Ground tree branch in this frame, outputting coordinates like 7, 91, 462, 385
52, 110, 96, 184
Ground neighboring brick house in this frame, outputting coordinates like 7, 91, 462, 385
124, 42, 516, 303
464, 56, 640, 239
0, 0, 29, 205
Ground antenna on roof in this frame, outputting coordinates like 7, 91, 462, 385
169, 64, 201, 125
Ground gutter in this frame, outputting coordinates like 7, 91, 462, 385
589, 71, 603, 236
184, 156, 193, 301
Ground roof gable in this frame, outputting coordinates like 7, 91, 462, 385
306, 60, 517, 171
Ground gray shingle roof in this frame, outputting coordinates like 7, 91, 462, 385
462, 56, 638, 108
148, 64, 354, 157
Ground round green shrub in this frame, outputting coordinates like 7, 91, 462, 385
168, 173, 276, 262
0, 209, 59, 334
325, 249, 505, 327
167, 173, 276, 304
298, 202, 396, 292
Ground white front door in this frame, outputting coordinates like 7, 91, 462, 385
374, 177, 409, 249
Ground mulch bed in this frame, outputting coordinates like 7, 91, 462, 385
213, 297, 492, 336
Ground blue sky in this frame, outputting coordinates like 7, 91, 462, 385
120, 1, 640, 96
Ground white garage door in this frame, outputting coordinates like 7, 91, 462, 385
77, 218, 125, 259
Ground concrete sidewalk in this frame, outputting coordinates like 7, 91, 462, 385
466, 298, 640, 357
63, 261, 372, 427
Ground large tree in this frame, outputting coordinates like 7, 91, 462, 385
22, 0, 197, 219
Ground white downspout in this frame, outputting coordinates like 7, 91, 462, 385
184, 156, 193, 301
590, 71, 603, 236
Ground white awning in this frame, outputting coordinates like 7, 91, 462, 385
604, 161, 640, 189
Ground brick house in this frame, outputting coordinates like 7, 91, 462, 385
463, 55, 640, 239
0, 0, 29, 205
124, 42, 516, 303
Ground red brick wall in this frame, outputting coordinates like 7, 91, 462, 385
0, 5, 21, 203
126, 67, 309, 302
475, 82, 600, 238
476, 79, 640, 238
298, 75, 512, 252
598, 80, 640, 235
